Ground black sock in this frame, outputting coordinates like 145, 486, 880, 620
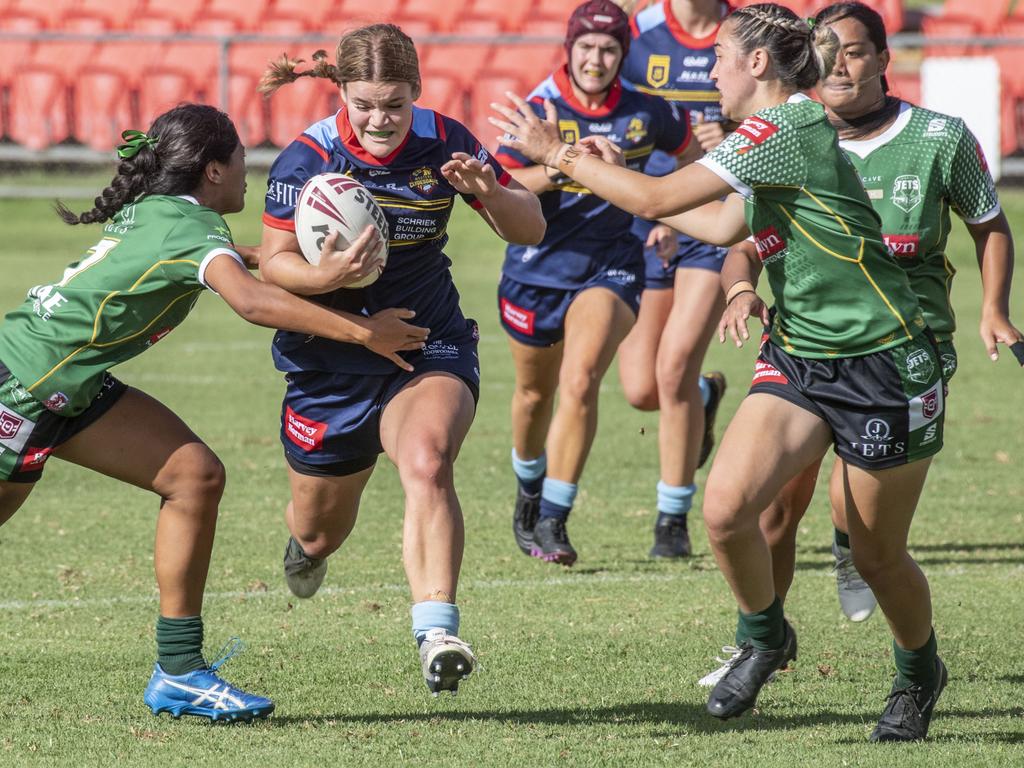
834, 528, 851, 549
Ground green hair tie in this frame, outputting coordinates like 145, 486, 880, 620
116, 129, 159, 159
806, 17, 816, 29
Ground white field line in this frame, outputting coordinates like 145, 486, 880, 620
0, 570, 690, 613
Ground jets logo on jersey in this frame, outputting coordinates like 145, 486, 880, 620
558, 120, 581, 144
905, 347, 935, 384
892, 175, 922, 213
409, 167, 440, 195
625, 118, 648, 143
646, 54, 671, 88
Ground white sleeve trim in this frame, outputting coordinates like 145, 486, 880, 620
961, 202, 1001, 225
696, 156, 754, 200
198, 248, 245, 292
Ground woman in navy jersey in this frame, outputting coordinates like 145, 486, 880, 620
497, 0, 693, 567
258, 24, 543, 696
617, 0, 734, 559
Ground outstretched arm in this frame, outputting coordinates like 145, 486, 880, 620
658, 194, 749, 247
490, 93, 733, 220
204, 254, 428, 371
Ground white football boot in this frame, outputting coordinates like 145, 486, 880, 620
418, 628, 477, 696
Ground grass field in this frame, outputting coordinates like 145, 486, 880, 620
0, 175, 1023, 767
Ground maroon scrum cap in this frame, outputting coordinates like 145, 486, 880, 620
565, 0, 631, 58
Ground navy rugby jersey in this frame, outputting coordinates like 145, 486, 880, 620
263, 106, 510, 374
621, 0, 729, 244
497, 66, 690, 289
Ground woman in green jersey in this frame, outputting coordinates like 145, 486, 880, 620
696, 0, 1023, 687
493, 2, 948, 741
0, 103, 425, 721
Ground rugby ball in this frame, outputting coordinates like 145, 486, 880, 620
294, 173, 390, 288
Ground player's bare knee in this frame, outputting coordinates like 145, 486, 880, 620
559, 367, 601, 408
515, 385, 553, 414
159, 443, 226, 505
400, 445, 455, 490
623, 384, 659, 411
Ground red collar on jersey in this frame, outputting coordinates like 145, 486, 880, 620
336, 106, 413, 166
553, 65, 623, 118
663, 0, 730, 49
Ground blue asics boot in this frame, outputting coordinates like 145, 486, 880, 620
144, 638, 275, 722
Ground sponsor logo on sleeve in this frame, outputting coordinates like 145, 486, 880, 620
735, 117, 779, 145
751, 359, 789, 386
284, 407, 327, 453
625, 117, 647, 143
500, 298, 536, 336
146, 327, 174, 348
883, 234, 920, 258
266, 180, 301, 208
20, 446, 52, 471
754, 226, 786, 261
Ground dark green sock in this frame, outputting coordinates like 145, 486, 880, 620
834, 528, 851, 549
156, 615, 206, 676
894, 629, 937, 689
737, 596, 785, 651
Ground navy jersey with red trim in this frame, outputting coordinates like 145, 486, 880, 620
263, 106, 509, 374
622, 0, 728, 248
496, 67, 690, 289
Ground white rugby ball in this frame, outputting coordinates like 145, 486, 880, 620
294, 173, 390, 288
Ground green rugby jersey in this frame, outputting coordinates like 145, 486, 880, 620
840, 102, 1000, 341
698, 95, 925, 358
0, 195, 243, 416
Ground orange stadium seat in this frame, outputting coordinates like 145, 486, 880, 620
450, 18, 504, 36
519, 17, 567, 38
420, 43, 493, 91
5, 0, 75, 29
136, 70, 199, 129
921, 0, 1010, 37
469, 74, 523, 152
402, 0, 470, 33
486, 43, 562, 89
993, 47, 1024, 155
464, 0, 534, 33
267, 76, 340, 147
531, 0, 581, 24
62, 14, 112, 33
202, 0, 271, 31
335, 0, 407, 25
0, 12, 46, 32
228, 72, 268, 148
191, 16, 244, 35
255, 16, 310, 37
154, 42, 221, 98
8, 69, 71, 149
131, 0, 208, 31
126, 14, 181, 34
72, 70, 135, 150
259, 0, 340, 30
63, 0, 145, 31
30, 41, 98, 79
417, 74, 467, 122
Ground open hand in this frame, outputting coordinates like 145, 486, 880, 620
363, 308, 430, 371
489, 93, 566, 167
441, 152, 498, 197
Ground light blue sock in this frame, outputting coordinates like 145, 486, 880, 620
411, 601, 460, 642
698, 376, 711, 407
657, 481, 696, 517
539, 477, 578, 520
511, 449, 546, 495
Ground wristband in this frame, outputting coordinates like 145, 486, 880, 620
726, 289, 755, 306
725, 279, 756, 305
